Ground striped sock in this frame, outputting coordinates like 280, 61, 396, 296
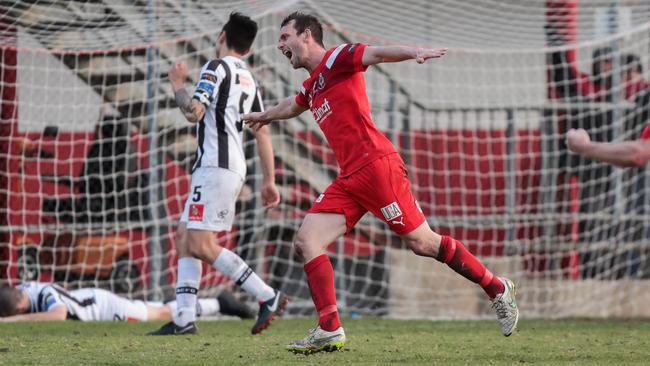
213, 249, 275, 302
174, 257, 202, 326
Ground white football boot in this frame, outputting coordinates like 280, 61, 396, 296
286, 326, 346, 354
491, 277, 519, 337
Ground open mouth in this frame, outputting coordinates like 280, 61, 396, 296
282, 49, 293, 61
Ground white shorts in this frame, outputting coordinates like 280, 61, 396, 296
99, 290, 149, 321
180, 167, 243, 231
69, 288, 148, 321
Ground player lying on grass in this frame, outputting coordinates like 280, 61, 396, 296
567, 127, 650, 167
0, 282, 254, 322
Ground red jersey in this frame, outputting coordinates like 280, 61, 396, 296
641, 125, 650, 140
624, 79, 650, 101
576, 72, 609, 102
295, 43, 397, 177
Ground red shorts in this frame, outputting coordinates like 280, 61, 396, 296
308, 153, 426, 235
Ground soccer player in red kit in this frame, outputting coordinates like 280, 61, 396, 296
243, 12, 519, 353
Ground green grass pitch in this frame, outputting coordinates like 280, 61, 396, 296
1, 318, 649, 365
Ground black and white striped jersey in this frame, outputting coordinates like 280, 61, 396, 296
191, 56, 263, 178
17, 282, 99, 320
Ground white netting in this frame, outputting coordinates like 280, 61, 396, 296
2, 0, 650, 319
2, 0, 297, 50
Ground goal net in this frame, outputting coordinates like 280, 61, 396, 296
2, 0, 650, 319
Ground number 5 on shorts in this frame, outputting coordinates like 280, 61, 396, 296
192, 186, 202, 202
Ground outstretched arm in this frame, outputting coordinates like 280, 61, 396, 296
242, 96, 308, 131
170, 62, 206, 123
567, 128, 650, 167
362, 45, 448, 66
253, 125, 281, 208
0, 304, 67, 322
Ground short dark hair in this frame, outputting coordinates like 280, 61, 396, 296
280, 12, 324, 48
592, 47, 613, 76
0, 287, 23, 317
622, 53, 643, 74
222, 12, 258, 54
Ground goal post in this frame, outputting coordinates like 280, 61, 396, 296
2, 0, 650, 318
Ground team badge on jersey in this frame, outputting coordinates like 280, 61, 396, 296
189, 204, 204, 221
317, 72, 326, 90
380, 201, 403, 221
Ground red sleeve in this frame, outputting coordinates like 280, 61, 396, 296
577, 72, 594, 98
330, 43, 368, 73
352, 43, 368, 72
295, 82, 309, 108
640, 125, 650, 140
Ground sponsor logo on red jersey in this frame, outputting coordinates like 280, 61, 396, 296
189, 204, 204, 221
313, 98, 332, 124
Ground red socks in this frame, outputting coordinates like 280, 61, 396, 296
437, 235, 505, 298
304, 254, 341, 331
303, 238, 501, 331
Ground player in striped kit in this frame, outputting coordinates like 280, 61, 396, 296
148, 12, 287, 336
0, 282, 254, 322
